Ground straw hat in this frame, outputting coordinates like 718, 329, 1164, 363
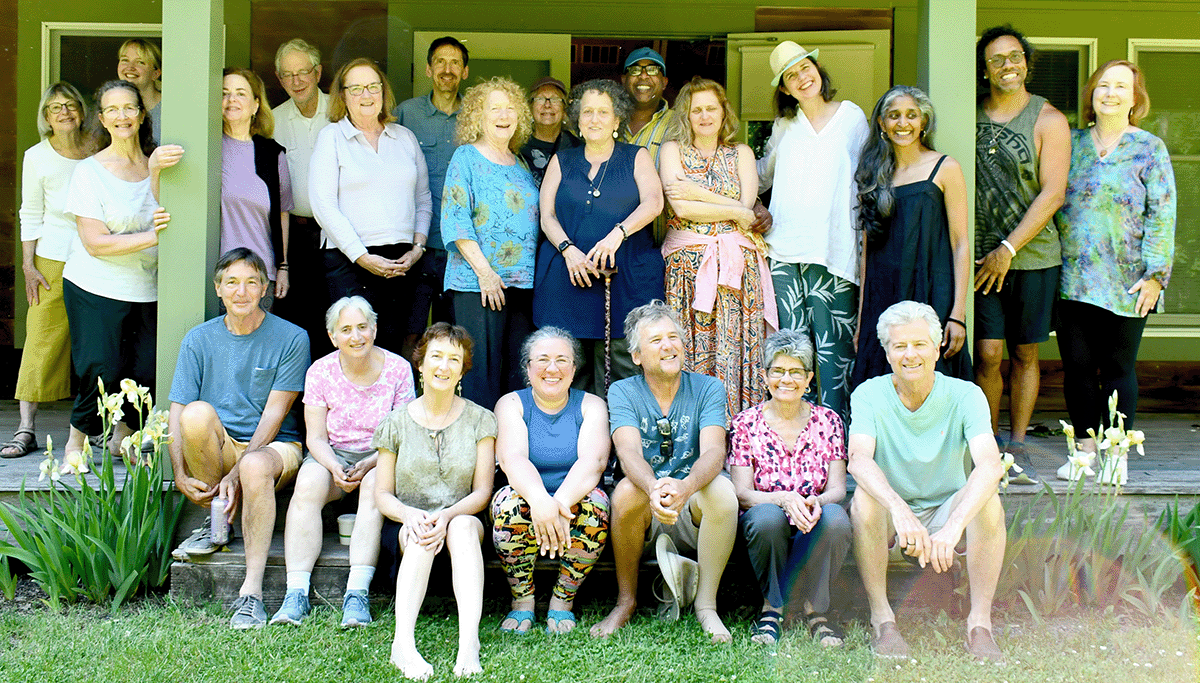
770, 41, 820, 87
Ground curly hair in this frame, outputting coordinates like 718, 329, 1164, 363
566, 79, 633, 139
666, 76, 740, 148
519, 326, 582, 385
976, 25, 1035, 89
89, 80, 156, 157
328, 58, 397, 125
455, 77, 532, 152
223, 67, 275, 138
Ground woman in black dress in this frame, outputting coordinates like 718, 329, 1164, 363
852, 85, 971, 385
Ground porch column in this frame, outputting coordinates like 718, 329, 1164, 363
917, 0, 977, 338
156, 0, 224, 405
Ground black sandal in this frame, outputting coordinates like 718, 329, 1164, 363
751, 609, 782, 645
0, 429, 38, 459
806, 612, 845, 647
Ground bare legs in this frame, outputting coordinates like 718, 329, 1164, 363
390, 515, 484, 680
589, 478, 647, 638
975, 339, 1040, 443
281, 464, 383, 574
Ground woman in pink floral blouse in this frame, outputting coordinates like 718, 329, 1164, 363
728, 328, 851, 647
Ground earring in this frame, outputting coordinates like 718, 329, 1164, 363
613, 130, 618, 139
879, 131, 887, 140
456, 381, 462, 396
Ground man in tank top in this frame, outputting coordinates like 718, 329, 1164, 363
973, 25, 1070, 485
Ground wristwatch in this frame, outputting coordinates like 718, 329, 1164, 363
557, 239, 574, 254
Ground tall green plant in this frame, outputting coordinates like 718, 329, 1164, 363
1157, 499, 1200, 604
0, 379, 184, 612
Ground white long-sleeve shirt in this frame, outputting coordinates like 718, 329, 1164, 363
20, 139, 83, 262
272, 91, 330, 218
309, 117, 432, 262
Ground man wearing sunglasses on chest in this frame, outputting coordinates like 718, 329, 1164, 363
592, 300, 738, 645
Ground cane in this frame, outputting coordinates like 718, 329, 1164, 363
600, 266, 617, 394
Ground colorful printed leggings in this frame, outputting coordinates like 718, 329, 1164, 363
490, 485, 610, 603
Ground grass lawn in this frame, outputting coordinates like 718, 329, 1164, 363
0, 588, 1196, 683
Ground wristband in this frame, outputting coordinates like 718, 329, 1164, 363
946, 317, 965, 329
1000, 239, 1017, 257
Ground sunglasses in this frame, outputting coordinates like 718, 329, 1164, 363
656, 417, 673, 460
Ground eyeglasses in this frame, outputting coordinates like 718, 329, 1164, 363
626, 64, 662, 77
986, 51, 1026, 69
767, 366, 810, 380
656, 417, 674, 461
532, 96, 565, 107
278, 67, 316, 80
44, 102, 80, 115
101, 104, 141, 118
343, 82, 383, 97
530, 356, 573, 369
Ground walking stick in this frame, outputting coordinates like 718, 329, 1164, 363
600, 267, 617, 394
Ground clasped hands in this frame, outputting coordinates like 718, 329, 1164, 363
892, 506, 960, 573
399, 508, 452, 554
649, 477, 693, 525
529, 494, 575, 559
777, 491, 822, 533
329, 456, 375, 493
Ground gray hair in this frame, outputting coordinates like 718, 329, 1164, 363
519, 326, 582, 385
566, 79, 634, 139
275, 38, 321, 73
624, 300, 684, 356
876, 301, 942, 349
37, 82, 87, 139
325, 295, 377, 335
762, 328, 815, 373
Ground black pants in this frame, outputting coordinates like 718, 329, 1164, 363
62, 280, 156, 435
273, 215, 330, 360
415, 247, 454, 326
323, 243, 423, 356
452, 288, 533, 410
1056, 299, 1148, 432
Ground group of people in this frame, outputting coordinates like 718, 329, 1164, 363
9, 22, 1174, 676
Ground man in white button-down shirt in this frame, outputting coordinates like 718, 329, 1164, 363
272, 38, 331, 358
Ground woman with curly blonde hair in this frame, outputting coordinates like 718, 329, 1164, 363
441, 77, 539, 409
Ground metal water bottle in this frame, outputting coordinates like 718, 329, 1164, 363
210, 497, 230, 545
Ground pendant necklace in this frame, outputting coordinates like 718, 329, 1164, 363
985, 121, 1007, 157
1092, 125, 1126, 158
586, 157, 610, 203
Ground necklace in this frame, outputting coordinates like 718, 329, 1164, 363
1092, 125, 1127, 158
985, 120, 1007, 157
587, 158, 610, 200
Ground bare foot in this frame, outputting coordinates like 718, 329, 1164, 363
695, 607, 731, 644
390, 642, 434, 681
590, 600, 636, 638
453, 637, 482, 678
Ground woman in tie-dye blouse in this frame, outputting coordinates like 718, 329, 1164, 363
1055, 59, 1175, 473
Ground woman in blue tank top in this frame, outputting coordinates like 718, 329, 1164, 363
490, 327, 612, 633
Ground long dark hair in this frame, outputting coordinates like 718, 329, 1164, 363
773, 56, 837, 120
89, 80, 156, 156
855, 85, 936, 245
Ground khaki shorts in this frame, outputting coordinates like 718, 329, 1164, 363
890, 491, 967, 559
645, 494, 703, 555
217, 431, 302, 490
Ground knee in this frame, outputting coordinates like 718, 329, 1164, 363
975, 342, 1003, 369
448, 515, 483, 546
611, 479, 649, 517
849, 492, 887, 535
818, 504, 853, 542
238, 451, 276, 490
178, 401, 219, 440
741, 504, 790, 542
291, 463, 332, 505
357, 471, 379, 511
1010, 343, 1039, 367
697, 475, 738, 516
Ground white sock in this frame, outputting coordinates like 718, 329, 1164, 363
286, 571, 311, 594
346, 565, 375, 593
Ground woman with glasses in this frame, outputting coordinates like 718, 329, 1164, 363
491, 327, 610, 634
851, 86, 971, 386
60, 80, 182, 461
310, 57, 432, 358
221, 67, 292, 311
533, 79, 664, 394
5, 83, 92, 458
729, 328, 850, 647
374, 323, 495, 679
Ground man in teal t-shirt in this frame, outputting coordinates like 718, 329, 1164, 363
847, 302, 1006, 663
593, 301, 737, 644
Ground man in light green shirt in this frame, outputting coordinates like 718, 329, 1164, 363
847, 302, 1006, 663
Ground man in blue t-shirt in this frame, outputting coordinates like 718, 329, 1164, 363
591, 301, 737, 644
167, 248, 310, 630
847, 301, 1006, 663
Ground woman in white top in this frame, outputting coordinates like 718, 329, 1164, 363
60, 80, 182, 460
4, 83, 92, 459
310, 58, 432, 359
757, 41, 869, 423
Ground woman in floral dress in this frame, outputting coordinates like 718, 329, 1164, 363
659, 77, 776, 419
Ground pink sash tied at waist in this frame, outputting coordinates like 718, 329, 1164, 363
661, 228, 779, 332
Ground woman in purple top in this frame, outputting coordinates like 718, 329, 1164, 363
221, 68, 292, 310
728, 328, 850, 647
271, 296, 415, 629
491, 327, 611, 634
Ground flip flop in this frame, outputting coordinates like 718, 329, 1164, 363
751, 609, 782, 645
499, 609, 535, 634
545, 609, 576, 634
0, 429, 38, 459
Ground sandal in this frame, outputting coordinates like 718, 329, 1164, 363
806, 612, 845, 647
0, 429, 38, 459
499, 609, 535, 634
545, 609, 576, 634
751, 609, 782, 645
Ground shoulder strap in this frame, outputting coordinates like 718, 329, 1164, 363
928, 155, 948, 181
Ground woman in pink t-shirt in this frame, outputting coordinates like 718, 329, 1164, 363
728, 328, 850, 647
270, 296, 415, 629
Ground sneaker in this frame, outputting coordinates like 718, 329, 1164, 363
1004, 442, 1041, 485
230, 594, 267, 630
172, 517, 222, 560
340, 589, 372, 628
269, 589, 311, 626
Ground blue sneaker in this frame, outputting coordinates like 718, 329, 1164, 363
269, 589, 310, 626
340, 589, 372, 628
230, 594, 267, 630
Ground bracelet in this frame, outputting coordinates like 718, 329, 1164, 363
277, 264, 289, 270
946, 317, 965, 329
413, 243, 426, 251
1000, 239, 1017, 257
616, 223, 628, 241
